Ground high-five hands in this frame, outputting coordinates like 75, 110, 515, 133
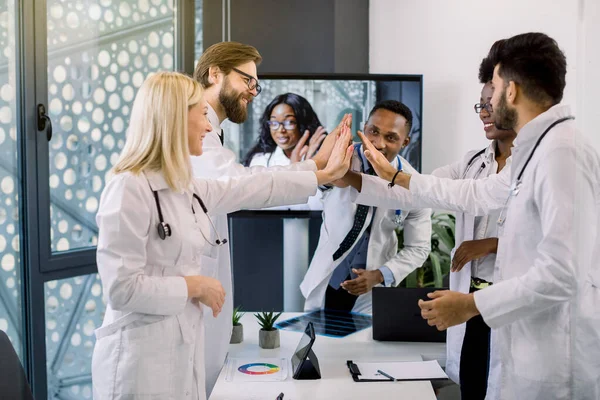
315, 123, 354, 185
357, 130, 411, 189
312, 114, 352, 170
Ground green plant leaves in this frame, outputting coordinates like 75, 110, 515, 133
254, 311, 282, 330
405, 269, 418, 288
429, 251, 443, 288
398, 212, 455, 288
232, 305, 245, 326
431, 223, 455, 253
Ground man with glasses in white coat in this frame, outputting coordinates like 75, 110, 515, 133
191, 42, 350, 397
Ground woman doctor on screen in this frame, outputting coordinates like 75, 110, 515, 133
91, 71, 353, 400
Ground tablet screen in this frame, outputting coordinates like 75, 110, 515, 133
291, 322, 314, 374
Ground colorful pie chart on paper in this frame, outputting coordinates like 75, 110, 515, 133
238, 363, 281, 375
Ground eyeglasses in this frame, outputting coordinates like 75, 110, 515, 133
268, 120, 297, 131
232, 68, 262, 95
474, 102, 493, 114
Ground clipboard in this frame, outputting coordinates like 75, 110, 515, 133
347, 361, 389, 382
346, 360, 448, 382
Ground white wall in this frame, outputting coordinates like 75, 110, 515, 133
370, 0, 581, 173
578, 0, 600, 152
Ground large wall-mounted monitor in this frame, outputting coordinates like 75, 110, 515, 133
222, 73, 423, 210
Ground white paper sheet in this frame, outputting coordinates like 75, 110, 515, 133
355, 360, 448, 381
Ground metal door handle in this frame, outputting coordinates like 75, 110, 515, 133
37, 104, 52, 141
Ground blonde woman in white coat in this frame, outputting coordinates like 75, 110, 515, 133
431, 61, 516, 400
91, 71, 353, 400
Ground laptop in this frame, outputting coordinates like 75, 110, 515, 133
372, 287, 447, 342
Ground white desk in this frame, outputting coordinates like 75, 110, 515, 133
209, 313, 446, 400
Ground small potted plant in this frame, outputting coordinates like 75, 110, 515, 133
230, 306, 245, 344
255, 311, 282, 349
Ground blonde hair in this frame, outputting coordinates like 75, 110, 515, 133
112, 71, 204, 192
194, 42, 262, 88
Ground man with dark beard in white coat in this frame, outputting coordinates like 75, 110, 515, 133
345, 32, 600, 400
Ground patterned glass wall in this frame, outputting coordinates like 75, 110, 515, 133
194, 0, 203, 64
0, 0, 23, 361
45, 274, 104, 399
46, 0, 176, 253
42, 1, 192, 398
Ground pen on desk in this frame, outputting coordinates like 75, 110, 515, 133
377, 369, 395, 381
276, 392, 284, 400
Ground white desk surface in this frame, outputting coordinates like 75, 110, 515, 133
209, 312, 446, 400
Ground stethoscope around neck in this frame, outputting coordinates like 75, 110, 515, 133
462, 147, 488, 179
151, 189, 228, 246
496, 116, 574, 226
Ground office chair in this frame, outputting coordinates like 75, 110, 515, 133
0, 330, 34, 400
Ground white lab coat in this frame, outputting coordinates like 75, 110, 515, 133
91, 168, 317, 400
190, 104, 318, 397
431, 142, 504, 394
249, 146, 324, 210
353, 105, 600, 400
301, 148, 431, 313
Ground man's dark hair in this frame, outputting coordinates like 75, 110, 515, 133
487, 32, 567, 105
478, 55, 495, 84
368, 100, 413, 135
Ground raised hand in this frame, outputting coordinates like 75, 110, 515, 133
305, 126, 327, 159
315, 124, 354, 185
357, 130, 397, 181
312, 114, 352, 170
289, 130, 310, 163
358, 130, 411, 189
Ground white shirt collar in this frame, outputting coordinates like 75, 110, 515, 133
144, 170, 170, 191
514, 104, 573, 147
207, 102, 222, 134
144, 170, 192, 193
484, 140, 497, 162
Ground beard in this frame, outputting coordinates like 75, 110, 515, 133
494, 88, 518, 131
218, 77, 249, 123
